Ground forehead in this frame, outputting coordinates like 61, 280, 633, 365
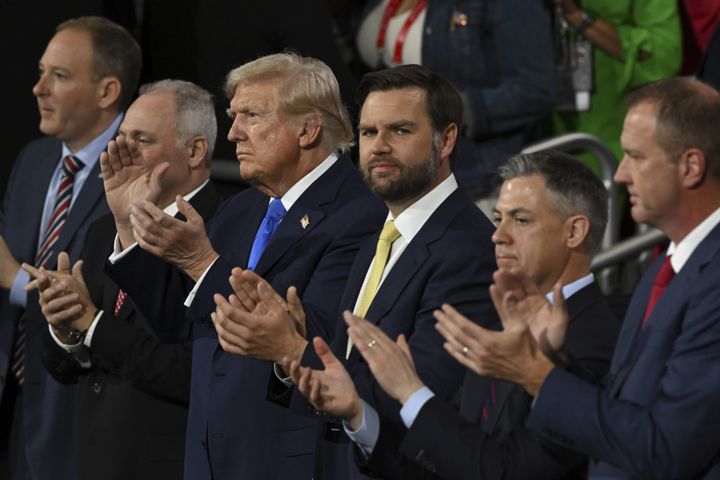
359, 87, 430, 125
229, 79, 282, 110
42, 29, 94, 72
122, 92, 176, 131
621, 102, 660, 148
496, 175, 554, 215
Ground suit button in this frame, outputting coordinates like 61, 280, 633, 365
91, 382, 102, 394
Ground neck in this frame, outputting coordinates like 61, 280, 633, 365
660, 186, 720, 243
386, 171, 450, 217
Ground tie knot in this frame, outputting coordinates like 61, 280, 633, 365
379, 220, 401, 243
267, 199, 287, 222
63, 155, 84, 178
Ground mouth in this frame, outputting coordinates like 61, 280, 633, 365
495, 255, 518, 266
367, 159, 401, 175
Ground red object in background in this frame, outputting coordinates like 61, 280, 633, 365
680, 0, 720, 74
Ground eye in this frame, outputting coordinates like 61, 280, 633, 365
491, 215, 501, 226
359, 129, 377, 138
395, 128, 411, 135
52, 71, 68, 81
514, 217, 529, 225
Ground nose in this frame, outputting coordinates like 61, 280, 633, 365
491, 220, 510, 245
33, 73, 48, 97
614, 156, 630, 185
227, 116, 246, 143
370, 131, 392, 155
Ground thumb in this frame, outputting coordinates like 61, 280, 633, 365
287, 286, 306, 322
313, 336, 338, 369
177, 196, 203, 225
71, 260, 89, 292
57, 251, 71, 274
146, 162, 170, 205
396, 334, 414, 363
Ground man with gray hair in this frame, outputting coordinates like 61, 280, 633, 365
25, 79, 221, 480
102, 53, 387, 479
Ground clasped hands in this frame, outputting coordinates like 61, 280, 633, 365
22, 252, 96, 345
101, 135, 217, 280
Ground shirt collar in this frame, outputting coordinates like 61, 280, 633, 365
388, 174, 458, 243
545, 273, 594, 304
61, 113, 123, 169
667, 205, 720, 273
279, 152, 339, 211
164, 179, 209, 217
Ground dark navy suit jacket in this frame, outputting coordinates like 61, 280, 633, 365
287, 187, 499, 479
107, 154, 387, 480
361, 281, 620, 480
528, 222, 720, 479
0, 136, 109, 480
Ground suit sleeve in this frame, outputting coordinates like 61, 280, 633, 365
527, 268, 720, 479
88, 309, 191, 404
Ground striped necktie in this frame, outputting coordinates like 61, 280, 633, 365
12, 155, 84, 384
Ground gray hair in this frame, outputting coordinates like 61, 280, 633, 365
499, 151, 608, 251
224, 52, 354, 153
140, 79, 218, 162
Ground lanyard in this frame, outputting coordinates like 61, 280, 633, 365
376, 0, 428, 63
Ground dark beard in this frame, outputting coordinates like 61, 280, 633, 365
362, 146, 439, 203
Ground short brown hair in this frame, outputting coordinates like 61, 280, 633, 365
57, 16, 142, 110
627, 77, 720, 179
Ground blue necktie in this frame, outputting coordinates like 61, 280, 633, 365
247, 199, 287, 271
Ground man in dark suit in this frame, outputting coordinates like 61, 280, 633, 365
25, 80, 221, 480
0, 17, 141, 480
438, 77, 720, 479
320, 151, 620, 479
211, 64, 498, 479
103, 53, 388, 479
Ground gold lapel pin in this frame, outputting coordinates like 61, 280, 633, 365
300, 214, 310, 230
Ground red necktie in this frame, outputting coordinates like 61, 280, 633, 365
12, 155, 84, 385
642, 255, 675, 325
114, 289, 127, 316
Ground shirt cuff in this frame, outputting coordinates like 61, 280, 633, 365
184, 257, 219, 307
48, 324, 92, 368
343, 400, 380, 456
83, 310, 104, 348
273, 362, 294, 387
400, 386, 435, 428
108, 233, 138, 264
9, 268, 29, 308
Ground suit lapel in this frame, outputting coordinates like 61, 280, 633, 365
54, 161, 106, 263
610, 228, 720, 395
254, 156, 352, 276
363, 189, 467, 325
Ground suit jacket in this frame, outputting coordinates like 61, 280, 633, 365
106, 154, 388, 480
0, 136, 109, 480
286, 187, 499, 480
527, 222, 720, 479
38, 181, 220, 480
361, 281, 620, 480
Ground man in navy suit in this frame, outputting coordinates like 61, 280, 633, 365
285, 151, 620, 479
0, 17, 141, 480
438, 77, 720, 478
104, 53, 387, 479
211, 64, 498, 479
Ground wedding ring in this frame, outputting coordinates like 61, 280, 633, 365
462, 346, 470, 355
367, 339, 377, 348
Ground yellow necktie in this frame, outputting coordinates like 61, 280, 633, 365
347, 220, 401, 357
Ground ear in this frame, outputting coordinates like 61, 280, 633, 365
564, 214, 590, 250
298, 113, 322, 149
187, 136, 209, 169
679, 148, 707, 189
97, 75, 122, 109
438, 123, 458, 164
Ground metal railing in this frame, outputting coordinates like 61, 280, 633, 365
591, 228, 667, 272
521, 132, 620, 251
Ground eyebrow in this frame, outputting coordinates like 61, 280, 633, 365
357, 120, 418, 130
494, 207, 532, 216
